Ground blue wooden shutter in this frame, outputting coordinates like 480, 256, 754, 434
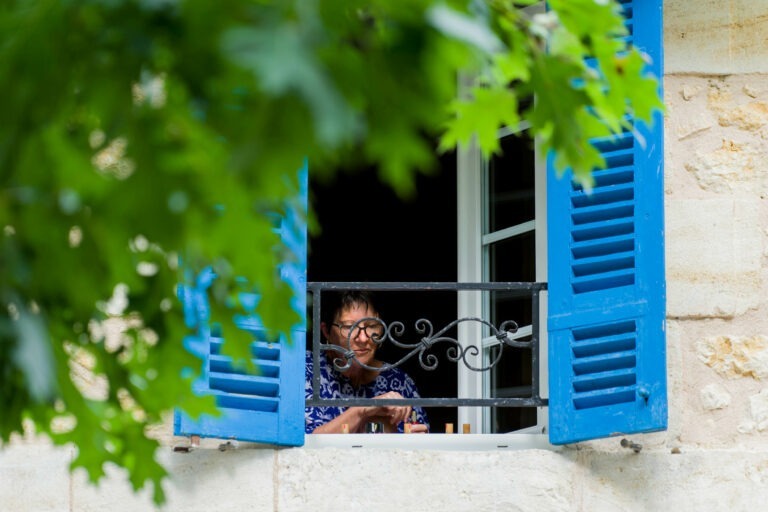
547, 0, 665, 444
174, 164, 307, 446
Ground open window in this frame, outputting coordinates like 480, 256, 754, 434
174, 0, 666, 447
307, 150, 460, 433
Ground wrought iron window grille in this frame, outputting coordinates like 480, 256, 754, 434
306, 282, 549, 409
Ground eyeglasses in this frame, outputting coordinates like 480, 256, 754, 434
332, 321, 385, 340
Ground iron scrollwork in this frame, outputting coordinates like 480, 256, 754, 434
323, 316, 529, 373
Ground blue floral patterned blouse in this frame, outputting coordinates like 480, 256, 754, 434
304, 351, 428, 433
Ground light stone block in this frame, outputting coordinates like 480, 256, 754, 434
665, 320, 685, 445
580, 450, 768, 512
277, 448, 577, 512
666, 198, 763, 317
0, 444, 72, 512
71, 447, 275, 512
162, 447, 275, 512
69, 463, 155, 512
666, 0, 768, 74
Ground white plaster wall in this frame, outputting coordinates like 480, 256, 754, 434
5, 2, 768, 511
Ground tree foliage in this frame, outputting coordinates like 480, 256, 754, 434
0, 0, 662, 504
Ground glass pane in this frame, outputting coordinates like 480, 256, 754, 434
489, 294, 531, 334
487, 132, 535, 234
488, 231, 535, 283
488, 341, 537, 432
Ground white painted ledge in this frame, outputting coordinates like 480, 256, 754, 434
303, 433, 557, 451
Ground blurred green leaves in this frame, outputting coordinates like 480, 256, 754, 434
0, 0, 662, 505
222, 24, 362, 146
443, 0, 664, 187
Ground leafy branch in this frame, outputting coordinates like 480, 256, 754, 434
0, 0, 662, 504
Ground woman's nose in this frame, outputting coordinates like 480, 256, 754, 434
353, 327, 370, 342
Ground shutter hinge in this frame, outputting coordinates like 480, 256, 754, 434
172, 435, 200, 453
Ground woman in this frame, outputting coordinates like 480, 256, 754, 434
305, 291, 428, 434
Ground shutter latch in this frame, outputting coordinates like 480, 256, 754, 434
620, 438, 642, 453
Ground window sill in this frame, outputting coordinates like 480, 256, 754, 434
303, 432, 555, 451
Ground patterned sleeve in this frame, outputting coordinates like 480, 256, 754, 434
304, 352, 320, 433
304, 351, 344, 433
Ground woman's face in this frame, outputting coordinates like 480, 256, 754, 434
324, 302, 382, 368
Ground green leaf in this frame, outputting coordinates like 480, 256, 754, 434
442, 87, 520, 157
222, 24, 362, 147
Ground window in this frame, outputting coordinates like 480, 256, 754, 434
174, 0, 666, 447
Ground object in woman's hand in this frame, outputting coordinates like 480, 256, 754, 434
404, 410, 418, 433
367, 415, 396, 432
365, 421, 385, 434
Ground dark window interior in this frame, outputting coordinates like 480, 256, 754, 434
487, 133, 537, 432
308, 150, 458, 433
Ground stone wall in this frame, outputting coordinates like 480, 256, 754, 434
650, 0, 768, 489
665, 73, 768, 446
6, 435, 768, 511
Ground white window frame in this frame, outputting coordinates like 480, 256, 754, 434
456, 0, 547, 434
456, 123, 548, 435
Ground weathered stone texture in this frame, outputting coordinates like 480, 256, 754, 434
669, 77, 768, 195
747, 388, 768, 432
700, 383, 732, 410
696, 335, 768, 380
684, 139, 763, 193
717, 100, 768, 132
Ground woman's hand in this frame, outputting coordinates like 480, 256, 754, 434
313, 391, 426, 434
364, 391, 412, 427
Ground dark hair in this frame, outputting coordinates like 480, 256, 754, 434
321, 290, 377, 325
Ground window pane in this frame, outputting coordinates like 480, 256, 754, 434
488, 231, 535, 283
487, 294, 533, 433
488, 342, 537, 432
487, 133, 535, 233
489, 293, 531, 335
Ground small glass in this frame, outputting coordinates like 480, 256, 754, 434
365, 421, 385, 434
